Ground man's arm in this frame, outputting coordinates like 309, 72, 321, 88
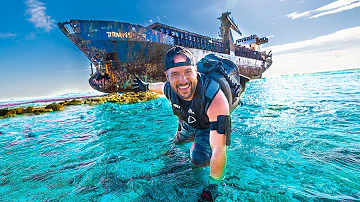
132, 76, 165, 94
206, 89, 229, 181
148, 82, 165, 95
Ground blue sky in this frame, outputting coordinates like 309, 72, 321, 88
1, 0, 360, 100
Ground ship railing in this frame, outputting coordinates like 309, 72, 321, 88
234, 45, 266, 61
173, 34, 224, 53
152, 23, 266, 54
151, 23, 225, 53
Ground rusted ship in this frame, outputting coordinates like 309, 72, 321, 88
58, 12, 272, 93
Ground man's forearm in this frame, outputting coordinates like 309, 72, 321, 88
210, 146, 227, 181
148, 82, 165, 94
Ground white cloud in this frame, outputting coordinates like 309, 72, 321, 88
25, 32, 36, 40
286, 0, 360, 19
286, 11, 311, 19
25, 0, 55, 32
266, 35, 275, 39
263, 26, 360, 77
264, 26, 360, 54
297, 1, 305, 4
315, 0, 358, 11
0, 33, 19, 39
310, 2, 360, 18
263, 47, 360, 77
149, 19, 153, 23
156, 16, 160, 21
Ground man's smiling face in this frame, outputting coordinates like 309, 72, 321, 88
165, 54, 198, 101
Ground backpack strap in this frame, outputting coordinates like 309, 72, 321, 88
163, 82, 171, 100
204, 78, 220, 113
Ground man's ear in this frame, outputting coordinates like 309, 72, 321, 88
164, 71, 169, 81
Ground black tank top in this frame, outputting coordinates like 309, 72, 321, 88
164, 73, 220, 129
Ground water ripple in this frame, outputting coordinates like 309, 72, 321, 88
1, 70, 360, 201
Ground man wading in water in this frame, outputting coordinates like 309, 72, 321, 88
133, 46, 234, 201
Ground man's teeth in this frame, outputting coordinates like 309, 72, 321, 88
179, 85, 189, 89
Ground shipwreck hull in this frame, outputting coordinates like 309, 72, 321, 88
58, 20, 272, 93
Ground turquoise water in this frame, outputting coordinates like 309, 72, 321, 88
1, 69, 359, 201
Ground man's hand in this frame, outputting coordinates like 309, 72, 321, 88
198, 184, 219, 202
132, 76, 149, 92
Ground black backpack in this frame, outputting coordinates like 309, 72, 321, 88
196, 54, 249, 113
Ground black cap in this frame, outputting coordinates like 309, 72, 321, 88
164, 46, 194, 71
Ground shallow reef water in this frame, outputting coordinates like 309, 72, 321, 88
1, 69, 359, 201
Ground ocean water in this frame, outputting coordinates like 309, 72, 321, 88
0, 69, 359, 202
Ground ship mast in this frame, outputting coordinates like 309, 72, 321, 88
218, 12, 242, 55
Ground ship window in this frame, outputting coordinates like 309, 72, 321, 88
65, 24, 75, 34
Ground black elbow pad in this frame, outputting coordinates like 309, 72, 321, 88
209, 115, 232, 146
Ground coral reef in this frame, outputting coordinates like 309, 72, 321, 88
0, 92, 159, 119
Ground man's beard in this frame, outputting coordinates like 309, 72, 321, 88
174, 82, 196, 100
